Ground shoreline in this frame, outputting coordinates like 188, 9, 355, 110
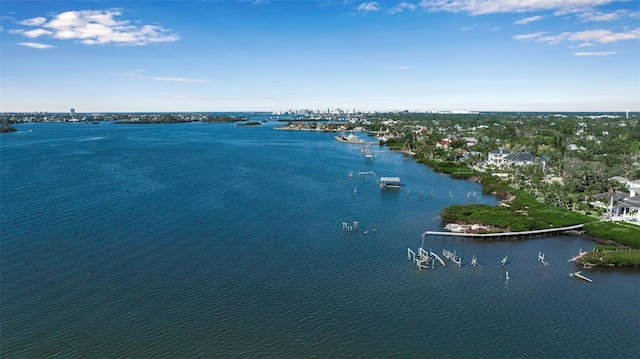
389, 148, 640, 267
334, 135, 379, 145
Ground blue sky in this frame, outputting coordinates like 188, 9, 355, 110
1, 0, 638, 112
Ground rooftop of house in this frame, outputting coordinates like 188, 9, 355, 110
504, 152, 540, 162
593, 190, 630, 202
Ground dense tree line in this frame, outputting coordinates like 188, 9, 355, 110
0, 118, 17, 132
367, 113, 639, 210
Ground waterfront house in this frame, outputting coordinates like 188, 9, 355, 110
487, 148, 544, 168
611, 177, 640, 198
592, 190, 640, 221
592, 178, 640, 221
503, 152, 543, 166
487, 148, 513, 166
614, 178, 640, 220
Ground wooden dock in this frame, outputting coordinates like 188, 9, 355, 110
423, 224, 585, 240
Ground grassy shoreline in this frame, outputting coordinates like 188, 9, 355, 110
412, 157, 640, 267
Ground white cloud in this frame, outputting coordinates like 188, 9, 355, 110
379, 66, 412, 70
22, 28, 53, 38
123, 71, 212, 83
567, 28, 640, 45
388, 2, 417, 14
12, 9, 179, 46
515, 15, 543, 24
17, 16, 46, 26
357, 2, 380, 12
461, 23, 501, 32
239, 0, 270, 4
573, 51, 616, 56
151, 77, 213, 83
513, 31, 546, 40
578, 9, 637, 21
514, 28, 640, 46
418, 0, 616, 16
18, 42, 53, 49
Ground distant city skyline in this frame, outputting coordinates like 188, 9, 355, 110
1, 0, 639, 113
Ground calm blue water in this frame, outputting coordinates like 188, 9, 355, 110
1, 120, 639, 358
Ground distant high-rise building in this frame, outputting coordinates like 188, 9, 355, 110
70, 108, 75, 118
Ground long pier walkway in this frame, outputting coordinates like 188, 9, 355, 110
423, 224, 585, 240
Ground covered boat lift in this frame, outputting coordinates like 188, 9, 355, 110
379, 177, 401, 189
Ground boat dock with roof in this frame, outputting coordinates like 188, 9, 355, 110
379, 177, 401, 189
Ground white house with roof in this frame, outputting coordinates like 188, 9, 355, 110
487, 148, 512, 166
611, 177, 640, 197
504, 152, 544, 166
487, 148, 545, 168
593, 177, 640, 221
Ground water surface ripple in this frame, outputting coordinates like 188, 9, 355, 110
1, 121, 638, 358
